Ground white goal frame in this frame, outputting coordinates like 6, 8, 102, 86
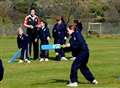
88, 22, 102, 34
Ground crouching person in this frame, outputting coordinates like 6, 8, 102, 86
17, 26, 31, 63
0, 59, 4, 81
64, 25, 98, 87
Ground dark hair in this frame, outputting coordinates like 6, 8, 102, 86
68, 25, 76, 31
73, 19, 79, 24
30, 8, 36, 11
41, 20, 48, 27
56, 16, 65, 23
56, 16, 60, 22
61, 16, 65, 23
29, 8, 36, 14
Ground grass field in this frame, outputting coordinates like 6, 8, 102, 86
0, 37, 120, 88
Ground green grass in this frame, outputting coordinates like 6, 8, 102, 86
0, 38, 120, 88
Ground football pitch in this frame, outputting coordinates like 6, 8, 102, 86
0, 37, 120, 88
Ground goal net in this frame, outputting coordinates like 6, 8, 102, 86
87, 22, 102, 37
88, 22, 102, 34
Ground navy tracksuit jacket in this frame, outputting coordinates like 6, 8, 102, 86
69, 31, 95, 83
0, 59, 4, 81
17, 34, 29, 60
52, 23, 67, 59
38, 27, 51, 58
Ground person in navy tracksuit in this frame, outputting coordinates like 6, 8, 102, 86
36, 20, 51, 62
17, 26, 31, 63
0, 59, 4, 81
64, 25, 98, 87
70, 19, 83, 61
52, 16, 68, 61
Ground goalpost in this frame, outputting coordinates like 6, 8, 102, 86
87, 22, 102, 37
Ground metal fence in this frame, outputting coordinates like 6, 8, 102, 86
0, 22, 120, 36
87, 22, 120, 35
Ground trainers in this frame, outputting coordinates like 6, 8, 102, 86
70, 57, 76, 61
45, 58, 49, 61
67, 82, 78, 87
24, 59, 31, 63
61, 57, 68, 61
18, 60, 23, 63
91, 79, 98, 84
39, 58, 44, 62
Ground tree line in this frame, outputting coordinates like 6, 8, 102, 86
0, 0, 120, 24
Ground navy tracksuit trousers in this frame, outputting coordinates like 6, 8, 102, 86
40, 41, 49, 58
70, 52, 95, 82
54, 39, 65, 59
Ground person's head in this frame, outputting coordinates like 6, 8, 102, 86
41, 20, 47, 28
73, 19, 79, 26
56, 16, 65, 24
56, 16, 61, 24
67, 25, 76, 35
16, 26, 23, 35
30, 9, 36, 16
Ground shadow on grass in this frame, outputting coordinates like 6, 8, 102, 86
30, 79, 68, 87
31, 79, 89, 86
50, 79, 90, 84
49, 79, 68, 84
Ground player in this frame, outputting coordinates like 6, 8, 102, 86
36, 20, 51, 62
23, 8, 41, 60
52, 16, 68, 61
17, 26, 31, 63
64, 25, 98, 87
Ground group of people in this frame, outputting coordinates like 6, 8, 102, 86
17, 9, 49, 63
16, 8, 98, 87
17, 8, 83, 63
